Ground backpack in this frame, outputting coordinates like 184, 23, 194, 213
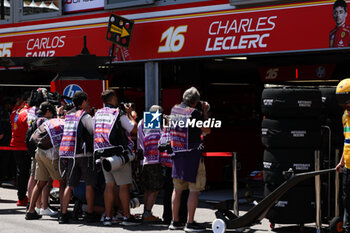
30, 123, 53, 150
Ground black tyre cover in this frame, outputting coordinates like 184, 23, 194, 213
261, 118, 321, 148
265, 184, 315, 224
261, 87, 322, 118
319, 87, 343, 116
263, 148, 315, 186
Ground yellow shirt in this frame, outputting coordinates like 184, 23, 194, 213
343, 110, 350, 169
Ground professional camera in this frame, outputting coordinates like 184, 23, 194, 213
119, 102, 135, 112
101, 147, 136, 172
158, 141, 173, 154
195, 100, 210, 113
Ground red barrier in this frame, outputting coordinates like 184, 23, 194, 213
202, 152, 233, 157
0, 146, 27, 151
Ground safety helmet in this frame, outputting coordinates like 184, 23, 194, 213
336, 78, 350, 104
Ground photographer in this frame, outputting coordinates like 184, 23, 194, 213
58, 91, 97, 224
137, 105, 164, 223
168, 87, 210, 232
93, 90, 139, 226
25, 102, 64, 220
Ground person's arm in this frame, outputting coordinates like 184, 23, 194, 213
81, 114, 94, 135
122, 104, 137, 135
120, 114, 136, 135
199, 101, 211, 135
336, 153, 345, 173
137, 120, 144, 151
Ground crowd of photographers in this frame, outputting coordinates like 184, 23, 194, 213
0, 86, 210, 232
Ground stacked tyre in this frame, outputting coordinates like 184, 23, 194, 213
261, 87, 322, 225
319, 87, 344, 223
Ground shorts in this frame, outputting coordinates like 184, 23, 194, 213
102, 160, 132, 186
35, 149, 61, 181
30, 158, 36, 177
173, 158, 206, 192
141, 163, 164, 192
66, 157, 97, 187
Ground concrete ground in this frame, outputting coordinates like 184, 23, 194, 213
0, 181, 330, 233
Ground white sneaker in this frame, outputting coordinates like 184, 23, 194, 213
103, 216, 112, 226
100, 213, 106, 222
40, 207, 58, 216
34, 207, 40, 214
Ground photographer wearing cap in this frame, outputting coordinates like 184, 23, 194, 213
25, 102, 65, 220
94, 90, 139, 226
168, 87, 210, 232
58, 91, 97, 224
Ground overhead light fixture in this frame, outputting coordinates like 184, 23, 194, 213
225, 57, 247, 60
286, 80, 339, 83
210, 83, 251, 86
214, 59, 224, 62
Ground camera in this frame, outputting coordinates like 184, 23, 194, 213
101, 147, 136, 172
195, 100, 210, 113
158, 141, 173, 154
119, 102, 135, 112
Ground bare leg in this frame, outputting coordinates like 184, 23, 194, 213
119, 184, 130, 217
187, 191, 199, 223
85, 185, 95, 214
171, 189, 183, 222
104, 182, 115, 217
61, 186, 73, 214
28, 180, 47, 213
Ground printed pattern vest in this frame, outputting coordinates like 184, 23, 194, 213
170, 104, 195, 152
141, 119, 162, 164
59, 109, 85, 158
27, 107, 38, 127
44, 118, 64, 148
94, 107, 119, 151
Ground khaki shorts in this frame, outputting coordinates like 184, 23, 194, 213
102, 161, 132, 186
35, 149, 61, 181
173, 158, 206, 192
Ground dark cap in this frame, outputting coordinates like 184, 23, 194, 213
37, 101, 55, 116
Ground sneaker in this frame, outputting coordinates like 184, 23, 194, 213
58, 213, 69, 224
100, 213, 106, 222
17, 196, 29, 206
112, 214, 123, 224
169, 220, 185, 230
40, 207, 58, 217
184, 221, 205, 232
85, 212, 100, 223
143, 214, 162, 223
120, 215, 142, 226
103, 216, 112, 226
25, 211, 42, 220
34, 207, 40, 214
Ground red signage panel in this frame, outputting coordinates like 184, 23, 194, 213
0, 1, 346, 61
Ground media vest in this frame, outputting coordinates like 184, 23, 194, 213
27, 106, 38, 127
45, 118, 64, 148
140, 119, 162, 165
59, 109, 86, 158
159, 127, 173, 167
170, 104, 195, 152
94, 107, 120, 151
